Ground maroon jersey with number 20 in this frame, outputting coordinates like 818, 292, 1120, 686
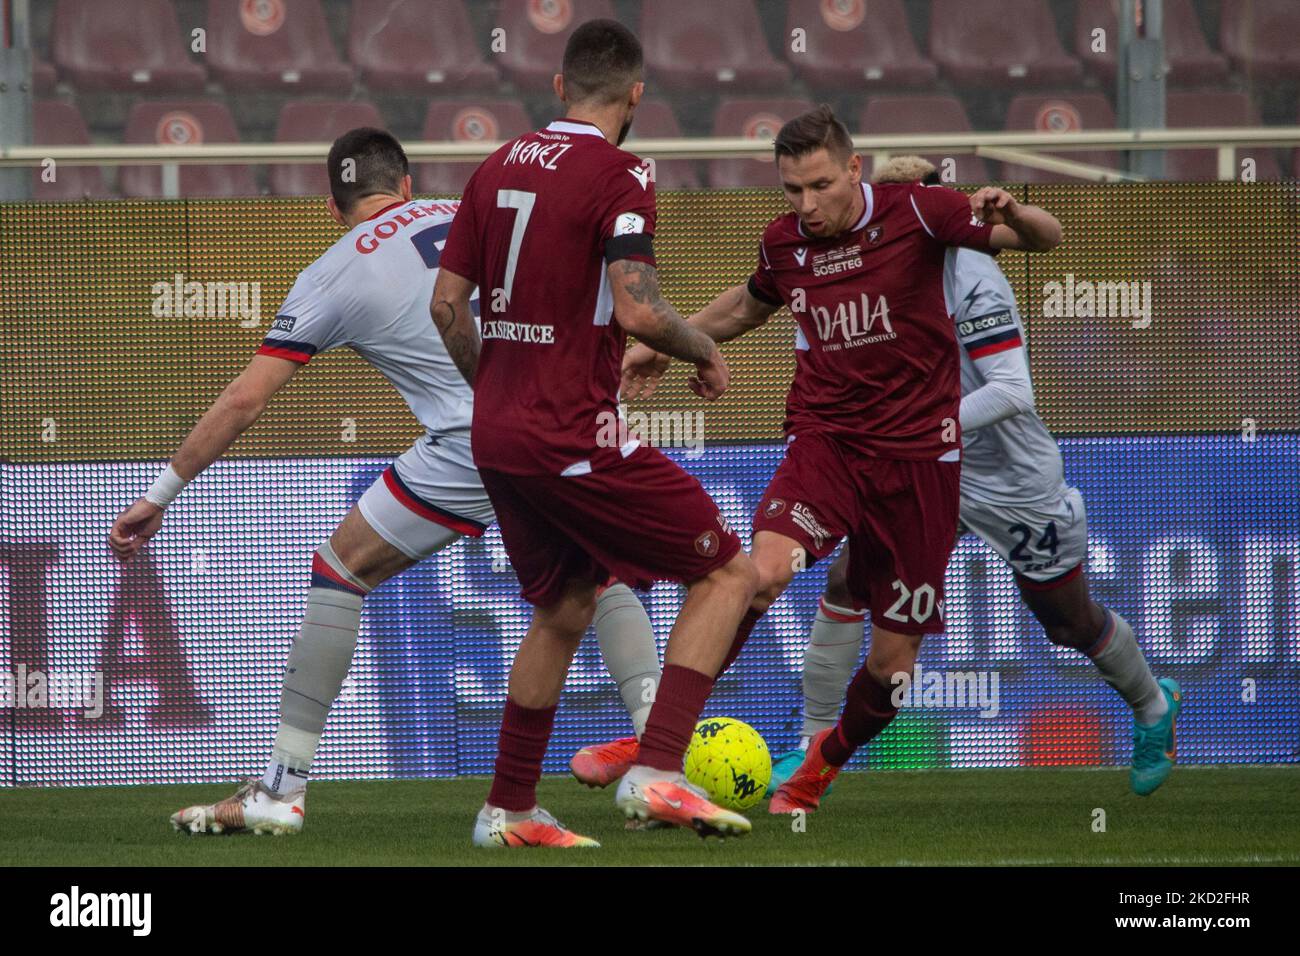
748, 180, 997, 461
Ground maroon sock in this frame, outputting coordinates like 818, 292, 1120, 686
486, 697, 556, 812
715, 608, 763, 678
638, 664, 715, 772
821, 666, 899, 767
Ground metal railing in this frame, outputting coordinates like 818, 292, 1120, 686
2, 127, 1298, 195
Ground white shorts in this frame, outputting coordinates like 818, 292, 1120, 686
958, 485, 1088, 585
357, 433, 496, 561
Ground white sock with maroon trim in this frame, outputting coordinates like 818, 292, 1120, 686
800, 598, 868, 739
1087, 609, 1168, 725
264, 541, 372, 793
593, 583, 660, 738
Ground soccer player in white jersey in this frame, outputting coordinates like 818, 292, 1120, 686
107, 128, 659, 846
765, 156, 1181, 808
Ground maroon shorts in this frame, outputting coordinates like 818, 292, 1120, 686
480, 445, 742, 607
752, 433, 960, 635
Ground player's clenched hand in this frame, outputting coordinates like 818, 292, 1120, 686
689, 346, 730, 400
108, 498, 165, 562
621, 343, 671, 400
969, 187, 1021, 226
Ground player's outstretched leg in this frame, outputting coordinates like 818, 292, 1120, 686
168, 506, 421, 836
771, 550, 866, 791
171, 778, 305, 836
1017, 569, 1177, 795
570, 582, 658, 788
770, 624, 916, 814
614, 553, 758, 838
476, 579, 602, 848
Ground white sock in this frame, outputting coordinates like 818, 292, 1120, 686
800, 598, 868, 739
798, 736, 810, 752
265, 542, 370, 793
593, 583, 660, 738
1087, 609, 1168, 725
262, 759, 309, 795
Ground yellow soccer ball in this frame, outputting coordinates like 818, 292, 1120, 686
683, 716, 772, 811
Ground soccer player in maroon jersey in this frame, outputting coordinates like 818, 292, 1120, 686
431, 19, 759, 846
621, 105, 1063, 812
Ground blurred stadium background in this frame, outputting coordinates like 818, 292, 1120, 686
0, 1, 1296, 790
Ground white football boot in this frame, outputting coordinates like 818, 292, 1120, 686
171, 778, 305, 836
471, 803, 600, 848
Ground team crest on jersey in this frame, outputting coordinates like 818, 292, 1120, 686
764, 498, 786, 518
270, 313, 297, 334
694, 531, 719, 558
866, 225, 884, 244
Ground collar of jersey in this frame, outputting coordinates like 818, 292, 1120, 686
796, 181, 874, 240
363, 199, 409, 222
546, 119, 606, 138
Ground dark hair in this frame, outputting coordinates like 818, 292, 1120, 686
327, 127, 409, 213
562, 18, 643, 104
922, 169, 942, 185
774, 104, 854, 163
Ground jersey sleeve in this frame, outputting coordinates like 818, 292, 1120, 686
257, 271, 344, 364
598, 159, 657, 266
952, 257, 1024, 359
746, 236, 784, 307
910, 183, 997, 253
438, 170, 481, 285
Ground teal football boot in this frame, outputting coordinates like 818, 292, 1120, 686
1130, 677, 1182, 796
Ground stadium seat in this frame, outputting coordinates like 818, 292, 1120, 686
708, 98, 816, 189
623, 98, 701, 191
930, 0, 1083, 87
119, 101, 259, 198
641, 0, 790, 93
783, 0, 937, 89
1219, 0, 1300, 82
205, 0, 353, 93
348, 0, 498, 93
1164, 91, 1280, 181
32, 100, 111, 200
1000, 92, 1121, 183
269, 101, 386, 197
492, 0, 617, 92
33, 56, 58, 94
1074, 0, 1227, 87
418, 99, 534, 195
859, 95, 989, 184
51, 0, 205, 92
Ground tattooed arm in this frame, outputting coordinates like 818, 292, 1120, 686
608, 259, 731, 400
430, 266, 480, 385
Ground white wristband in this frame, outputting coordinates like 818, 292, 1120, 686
144, 464, 188, 508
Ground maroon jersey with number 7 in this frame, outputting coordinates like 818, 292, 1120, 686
439, 118, 657, 476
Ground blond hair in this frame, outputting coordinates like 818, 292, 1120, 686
871, 155, 937, 184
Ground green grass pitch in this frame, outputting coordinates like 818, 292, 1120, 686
2, 766, 1296, 866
